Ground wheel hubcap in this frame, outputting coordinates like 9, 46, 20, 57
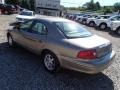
90, 23, 93, 26
44, 54, 55, 71
8, 37, 13, 46
101, 25, 105, 29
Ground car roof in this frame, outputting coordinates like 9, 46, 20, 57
99, 15, 110, 17
21, 10, 34, 13
36, 15, 71, 22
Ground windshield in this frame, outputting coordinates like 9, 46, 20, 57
97, 16, 110, 19
20, 11, 33, 16
54, 22, 92, 38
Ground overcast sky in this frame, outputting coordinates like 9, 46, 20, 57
61, 0, 120, 7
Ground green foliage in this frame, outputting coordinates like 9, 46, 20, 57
83, 0, 101, 11
114, 2, 120, 11
5, 0, 20, 5
95, 2, 101, 10
29, 0, 35, 11
21, 0, 28, 9
102, 6, 113, 14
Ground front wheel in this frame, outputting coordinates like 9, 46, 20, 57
89, 21, 95, 27
82, 20, 86, 24
7, 35, 15, 47
99, 23, 107, 30
117, 28, 120, 35
43, 51, 60, 73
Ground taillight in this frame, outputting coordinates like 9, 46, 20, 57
77, 50, 97, 59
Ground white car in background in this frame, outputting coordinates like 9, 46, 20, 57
86, 15, 98, 27
95, 15, 120, 30
95, 15, 111, 30
110, 16, 120, 35
16, 10, 36, 22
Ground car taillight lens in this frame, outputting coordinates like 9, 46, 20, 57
77, 50, 97, 59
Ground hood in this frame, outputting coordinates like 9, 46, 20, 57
112, 21, 120, 23
88, 18, 96, 20
16, 15, 36, 19
64, 35, 110, 49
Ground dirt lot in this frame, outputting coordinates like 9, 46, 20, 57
0, 14, 120, 90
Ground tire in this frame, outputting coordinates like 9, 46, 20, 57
7, 35, 15, 47
89, 21, 95, 27
99, 23, 107, 30
4, 11, 8, 15
82, 20, 86, 24
42, 51, 60, 73
117, 28, 120, 35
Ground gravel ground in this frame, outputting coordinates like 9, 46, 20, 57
0, 15, 120, 90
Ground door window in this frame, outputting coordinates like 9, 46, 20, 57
20, 20, 33, 31
31, 21, 47, 35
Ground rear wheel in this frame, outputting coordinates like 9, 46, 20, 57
42, 51, 60, 73
99, 23, 107, 30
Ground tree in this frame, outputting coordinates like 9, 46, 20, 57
29, 0, 35, 10
82, 0, 99, 11
5, 0, 20, 5
103, 6, 113, 14
21, 0, 29, 9
95, 2, 101, 10
114, 2, 120, 11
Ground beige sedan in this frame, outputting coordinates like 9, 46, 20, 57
7, 17, 116, 74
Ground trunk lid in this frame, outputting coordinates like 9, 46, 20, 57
65, 35, 112, 58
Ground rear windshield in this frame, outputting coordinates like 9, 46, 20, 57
54, 22, 92, 38
20, 11, 33, 16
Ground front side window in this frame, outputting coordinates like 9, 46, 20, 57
31, 22, 47, 35
54, 22, 92, 38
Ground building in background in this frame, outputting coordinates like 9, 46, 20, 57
35, 0, 60, 16
0, 0, 5, 4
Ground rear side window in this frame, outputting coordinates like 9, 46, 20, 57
20, 20, 33, 30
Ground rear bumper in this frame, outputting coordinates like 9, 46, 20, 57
60, 51, 116, 74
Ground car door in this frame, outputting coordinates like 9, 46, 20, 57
19, 20, 48, 54
11, 20, 33, 47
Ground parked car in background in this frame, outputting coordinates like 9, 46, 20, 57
76, 14, 85, 22
75, 14, 84, 21
76, 14, 92, 24
16, 10, 36, 22
95, 15, 120, 30
7, 17, 115, 74
81, 14, 92, 24
95, 15, 111, 30
110, 15, 120, 35
0, 4, 16, 14
86, 15, 98, 27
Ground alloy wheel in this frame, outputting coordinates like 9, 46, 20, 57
44, 54, 56, 71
